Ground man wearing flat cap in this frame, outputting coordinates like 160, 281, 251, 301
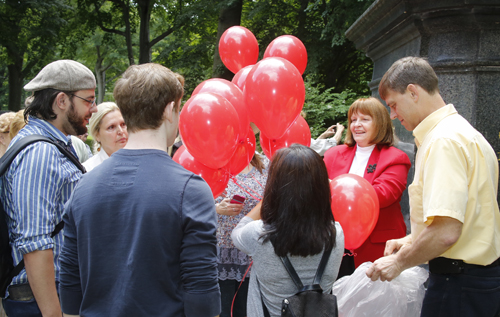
1, 60, 97, 316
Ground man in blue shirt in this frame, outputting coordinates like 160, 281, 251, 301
59, 63, 221, 316
1, 60, 97, 316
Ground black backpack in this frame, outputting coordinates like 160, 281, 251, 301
261, 244, 339, 317
0, 135, 85, 296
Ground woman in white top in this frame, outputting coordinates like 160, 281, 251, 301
83, 102, 128, 172
323, 97, 411, 278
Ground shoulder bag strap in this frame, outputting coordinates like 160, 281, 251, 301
312, 245, 333, 285
279, 244, 334, 292
0, 135, 86, 174
4, 135, 85, 281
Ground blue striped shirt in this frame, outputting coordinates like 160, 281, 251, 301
0, 117, 83, 295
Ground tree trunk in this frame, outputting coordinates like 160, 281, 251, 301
120, 2, 135, 65
7, 52, 24, 111
137, 0, 153, 64
95, 46, 106, 104
297, 0, 308, 41
212, 0, 243, 80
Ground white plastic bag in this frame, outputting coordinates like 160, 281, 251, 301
331, 262, 428, 317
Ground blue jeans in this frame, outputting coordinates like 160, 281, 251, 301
420, 264, 500, 317
2, 297, 42, 317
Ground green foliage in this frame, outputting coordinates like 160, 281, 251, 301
303, 76, 366, 139
1, 0, 376, 112
0, 0, 75, 110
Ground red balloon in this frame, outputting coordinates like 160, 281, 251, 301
329, 174, 380, 250
264, 35, 308, 74
231, 65, 253, 91
244, 57, 305, 139
219, 26, 259, 74
173, 145, 229, 198
179, 92, 239, 169
192, 79, 249, 142
260, 116, 311, 159
225, 127, 256, 176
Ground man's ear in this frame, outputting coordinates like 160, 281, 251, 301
54, 92, 70, 112
163, 101, 175, 123
406, 84, 419, 102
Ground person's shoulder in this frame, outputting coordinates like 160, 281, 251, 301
324, 144, 349, 158
379, 145, 411, 165
10, 130, 64, 160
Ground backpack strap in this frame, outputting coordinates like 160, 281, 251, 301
2, 134, 86, 283
0, 135, 85, 174
279, 244, 333, 293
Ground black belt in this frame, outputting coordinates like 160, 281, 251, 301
7, 283, 34, 301
429, 257, 500, 274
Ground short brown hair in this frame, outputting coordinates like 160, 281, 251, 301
113, 63, 184, 132
379, 56, 439, 100
344, 97, 394, 147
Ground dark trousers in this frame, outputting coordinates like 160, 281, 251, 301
219, 278, 249, 317
421, 265, 500, 317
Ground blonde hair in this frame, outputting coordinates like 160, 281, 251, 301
344, 97, 395, 147
88, 102, 120, 152
0, 112, 15, 133
9, 110, 26, 139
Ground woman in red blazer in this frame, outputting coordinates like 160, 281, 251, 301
324, 97, 410, 275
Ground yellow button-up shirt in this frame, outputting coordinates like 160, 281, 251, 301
409, 104, 500, 265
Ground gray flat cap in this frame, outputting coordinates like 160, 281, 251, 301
24, 60, 96, 92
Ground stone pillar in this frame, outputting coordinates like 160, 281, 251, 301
346, 0, 500, 230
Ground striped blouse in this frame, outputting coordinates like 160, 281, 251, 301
1, 117, 83, 295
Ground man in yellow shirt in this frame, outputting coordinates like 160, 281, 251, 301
366, 56, 500, 316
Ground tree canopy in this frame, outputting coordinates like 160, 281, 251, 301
1, 0, 374, 134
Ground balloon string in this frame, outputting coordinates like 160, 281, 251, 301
230, 176, 262, 201
343, 251, 357, 257
251, 175, 264, 191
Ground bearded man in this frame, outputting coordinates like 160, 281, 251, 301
1, 60, 97, 317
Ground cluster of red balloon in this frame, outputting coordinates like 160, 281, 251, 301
175, 26, 312, 198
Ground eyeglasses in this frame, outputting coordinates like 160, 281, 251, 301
71, 94, 96, 108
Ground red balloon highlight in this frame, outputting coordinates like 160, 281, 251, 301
219, 26, 259, 74
329, 174, 379, 250
264, 35, 308, 74
225, 127, 256, 176
231, 65, 254, 91
260, 116, 311, 160
244, 57, 305, 139
173, 145, 229, 198
179, 92, 239, 169
192, 78, 249, 143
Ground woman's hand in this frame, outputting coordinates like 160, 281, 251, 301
317, 125, 336, 139
216, 198, 244, 216
333, 123, 345, 144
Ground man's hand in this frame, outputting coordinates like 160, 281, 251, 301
384, 235, 412, 256
365, 254, 404, 282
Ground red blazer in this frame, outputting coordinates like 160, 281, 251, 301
324, 144, 411, 267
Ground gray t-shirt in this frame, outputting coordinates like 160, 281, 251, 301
232, 217, 344, 317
